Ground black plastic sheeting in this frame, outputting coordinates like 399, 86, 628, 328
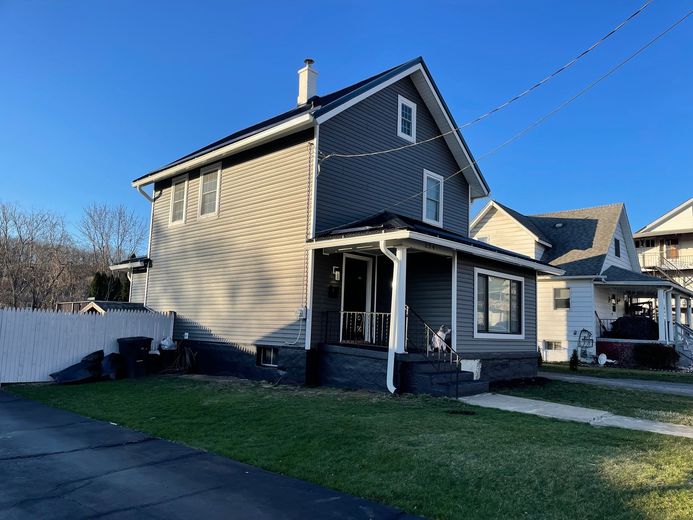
50, 350, 126, 384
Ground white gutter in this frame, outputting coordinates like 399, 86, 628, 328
132, 113, 314, 188
379, 240, 398, 394
137, 186, 156, 203
307, 230, 563, 275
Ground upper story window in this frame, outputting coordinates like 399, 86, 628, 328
199, 163, 221, 217
169, 174, 188, 225
422, 170, 443, 227
553, 287, 571, 309
636, 239, 655, 249
397, 95, 416, 142
475, 268, 524, 339
614, 238, 621, 258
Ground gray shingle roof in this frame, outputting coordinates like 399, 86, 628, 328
133, 57, 488, 194
600, 266, 665, 283
492, 202, 625, 276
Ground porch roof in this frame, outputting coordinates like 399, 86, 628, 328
308, 211, 563, 275
597, 266, 693, 297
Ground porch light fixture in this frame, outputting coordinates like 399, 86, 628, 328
609, 293, 621, 312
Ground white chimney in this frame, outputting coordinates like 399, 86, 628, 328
297, 58, 317, 105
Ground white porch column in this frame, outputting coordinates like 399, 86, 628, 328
392, 247, 408, 354
666, 290, 674, 342
687, 299, 692, 327
674, 294, 682, 324
657, 288, 668, 342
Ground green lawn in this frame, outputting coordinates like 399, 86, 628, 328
498, 380, 693, 426
541, 363, 693, 384
9, 376, 693, 520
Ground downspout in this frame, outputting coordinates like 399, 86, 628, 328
379, 240, 398, 394
137, 185, 156, 203
135, 185, 157, 305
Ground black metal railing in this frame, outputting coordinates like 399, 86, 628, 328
322, 311, 390, 346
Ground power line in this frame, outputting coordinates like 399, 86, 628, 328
380, 9, 691, 214
320, 0, 655, 164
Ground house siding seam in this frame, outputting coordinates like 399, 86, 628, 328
316, 76, 470, 236
146, 131, 314, 347
537, 278, 595, 360
456, 256, 537, 353
129, 272, 147, 304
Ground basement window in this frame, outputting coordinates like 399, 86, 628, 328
258, 347, 278, 367
544, 340, 563, 351
397, 95, 416, 142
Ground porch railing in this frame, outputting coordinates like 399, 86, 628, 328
639, 253, 693, 271
322, 311, 391, 346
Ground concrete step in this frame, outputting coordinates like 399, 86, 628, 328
407, 380, 489, 398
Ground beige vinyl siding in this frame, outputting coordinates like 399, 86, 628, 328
470, 206, 539, 259
537, 279, 595, 361
457, 256, 537, 353
145, 132, 313, 346
602, 221, 633, 272
129, 272, 147, 304
648, 205, 693, 233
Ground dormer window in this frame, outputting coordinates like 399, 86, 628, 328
423, 169, 443, 227
397, 95, 416, 142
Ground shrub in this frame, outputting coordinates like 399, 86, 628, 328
633, 343, 679, 370
569, 350, 579, 371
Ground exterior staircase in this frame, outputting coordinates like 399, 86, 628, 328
649, 256, 693, 289
403, 305, 488, 398
674, 323, 693, 368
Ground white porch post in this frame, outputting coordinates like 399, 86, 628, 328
391, 247, 408, 354
657, 288, 668, 342
687, 299, 692, 327
666, 290, 674, 342
674, 294, 682, 324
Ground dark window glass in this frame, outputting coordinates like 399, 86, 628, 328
476, 274, 522, 334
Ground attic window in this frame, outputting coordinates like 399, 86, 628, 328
397, 95, 416, 142
615, 238, 621, 257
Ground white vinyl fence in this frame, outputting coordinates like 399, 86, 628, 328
0, 308, 175, 383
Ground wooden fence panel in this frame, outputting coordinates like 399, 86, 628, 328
0, 308, 174, 383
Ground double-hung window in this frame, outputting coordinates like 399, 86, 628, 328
475, 268, 524, 338
397, 95, 416, 142
169, 175, 187, 225
199, 163, 221, 217
423, 170, 443, 227
553, 287, 571, 309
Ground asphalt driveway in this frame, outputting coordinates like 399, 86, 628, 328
0, 391, 419, 520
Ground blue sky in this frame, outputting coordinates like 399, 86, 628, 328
0, 0, 690, 232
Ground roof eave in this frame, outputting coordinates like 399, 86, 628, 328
132, 113, 315, 188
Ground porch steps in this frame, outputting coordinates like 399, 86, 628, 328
402, 356, 489, 398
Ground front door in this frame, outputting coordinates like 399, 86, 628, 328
341, 255, 373, 342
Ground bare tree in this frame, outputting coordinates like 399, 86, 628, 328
79, 203, 147, 271
0, 203, 77, 308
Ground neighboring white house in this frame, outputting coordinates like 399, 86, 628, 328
634, 197, 693, 291
471, 201, 693, 362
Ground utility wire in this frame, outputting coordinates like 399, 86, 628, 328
379, 9, 691, 214
320, 0, 655, 164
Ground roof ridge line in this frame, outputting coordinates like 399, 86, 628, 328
529, 202, 624, 217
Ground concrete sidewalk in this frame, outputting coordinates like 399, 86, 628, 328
538, 371, 693, 397
0, 391, 420, 520
459, 393, 693, 438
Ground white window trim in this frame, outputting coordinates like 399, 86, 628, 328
553, 287, 571, 311
259, 347, 278, 367
422, 169, 444, 227
397, 94, 416, 142
473, 267, 525, 340
168, 174, 188, 226
197, 162, 222, 219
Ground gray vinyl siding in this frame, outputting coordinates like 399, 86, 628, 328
406, 253, 453, 330
146, 131, 313, 346
456, 255, 537, 353
129, 272, 146, 304
311, 251, 343, 345
316, 77, 470, 235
